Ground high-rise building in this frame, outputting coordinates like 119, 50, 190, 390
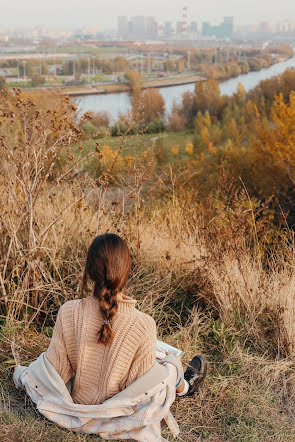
202, 17, 234, 39
277, 20, 293, 33
190, 21, 198, 34
131, 16, 146, 39
146, 17, 158, 39
222, 17, 234, 37
164, 21, 174, 37
118, 16, 129, 39
176, 21, 183, 35
181, 7, 189, 33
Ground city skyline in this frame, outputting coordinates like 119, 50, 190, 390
1, 0, 295, 31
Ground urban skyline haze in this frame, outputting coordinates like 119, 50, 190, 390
1, 0, 294, 30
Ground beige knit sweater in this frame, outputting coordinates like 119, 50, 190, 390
46, 295, 157, 405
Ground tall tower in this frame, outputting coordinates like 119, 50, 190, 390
181, 7, 188, 34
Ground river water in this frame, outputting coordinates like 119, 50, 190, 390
75, 56, 295, 121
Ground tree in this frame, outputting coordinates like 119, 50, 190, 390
125, 70, 142, 99
253, 92, 295, 188
140, 88, 165, 124
31, 75, 46, 87
194, 111, 204, 133
227, 118, 239, 141
233, 82, 246, 105
125, 70, 143, 118
19, 61, 33, 79
41, 61, 49, 75
180, 92, 197, 125
195, 78, 223, 116
201, 127, 210, 148
177, 58, 185, 73
114, 57, 129, 72
167, 110, 187, 131
164, 59, 175, 72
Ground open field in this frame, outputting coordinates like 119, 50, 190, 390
78, 131, 194, 157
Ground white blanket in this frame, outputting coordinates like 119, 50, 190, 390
14, 353, 180, 441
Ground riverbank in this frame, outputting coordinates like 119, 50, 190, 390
72, 55, 295, 120
61, 74, 206, 97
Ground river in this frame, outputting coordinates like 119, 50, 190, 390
75, 56, 295, 121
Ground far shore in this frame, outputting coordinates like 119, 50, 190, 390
20, 74, 206, 97
14, 55, 294, 98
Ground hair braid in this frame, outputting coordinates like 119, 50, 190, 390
94, 282, 118, 344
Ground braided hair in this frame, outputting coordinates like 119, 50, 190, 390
82, 234, 131, 345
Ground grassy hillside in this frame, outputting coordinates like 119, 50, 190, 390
1, 89, 295, 441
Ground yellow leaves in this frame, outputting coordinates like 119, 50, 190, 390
140, 88, 165, 124
185, 142, 194, 155
194, 110, 211, 134
123, 155, 134, 168
102, 144, 114, 158
208, 142, 216, 154
100, 144, 123, 171
203, 111, 212, 128
252, 91, 295, 193
201, 127, 210, 147
227, 118, 239, 141
236, 82, 245, 100
224, 140, 234, 153
171, 145, 179, 155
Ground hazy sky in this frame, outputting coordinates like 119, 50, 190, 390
1, 0, 294, 30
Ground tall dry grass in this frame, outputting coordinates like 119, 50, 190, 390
0, 88, 295, 391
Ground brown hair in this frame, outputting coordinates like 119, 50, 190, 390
82, 234, 131, 345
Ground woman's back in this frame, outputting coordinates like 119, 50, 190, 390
47, 295, 157, 405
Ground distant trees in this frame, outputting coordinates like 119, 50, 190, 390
19, 61, 33, 79
114, 56, 129, 72
177, 58, 185, 73
40, 61, 49, 75
164, 59, 175, 72
31, 75, 46, 87
248, 69, 295, 114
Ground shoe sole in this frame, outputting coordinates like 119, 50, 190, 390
184, 355, 207, 396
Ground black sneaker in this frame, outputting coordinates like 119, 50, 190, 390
184, 355, 207, 396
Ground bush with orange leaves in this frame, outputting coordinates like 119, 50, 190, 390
251, 92, 295, 217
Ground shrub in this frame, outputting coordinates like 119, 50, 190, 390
167, 111, 187, 131
31, 75, 46, 87
81, 121, 99, 136
90, 111, 110, 128
140, 119, 165, 134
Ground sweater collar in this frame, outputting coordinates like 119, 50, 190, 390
117, 295, 137, 313
89, 294, 136, 313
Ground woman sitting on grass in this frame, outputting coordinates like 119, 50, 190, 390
14, 234, 207, 440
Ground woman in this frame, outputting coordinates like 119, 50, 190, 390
14, 234, 207, 439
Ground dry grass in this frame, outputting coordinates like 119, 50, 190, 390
1, 89, 295, 440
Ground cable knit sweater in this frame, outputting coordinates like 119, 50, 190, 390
46, 295, 157, 405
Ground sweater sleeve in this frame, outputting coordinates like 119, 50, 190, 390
46, 305, 73, 384
124, 315, 157, 388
